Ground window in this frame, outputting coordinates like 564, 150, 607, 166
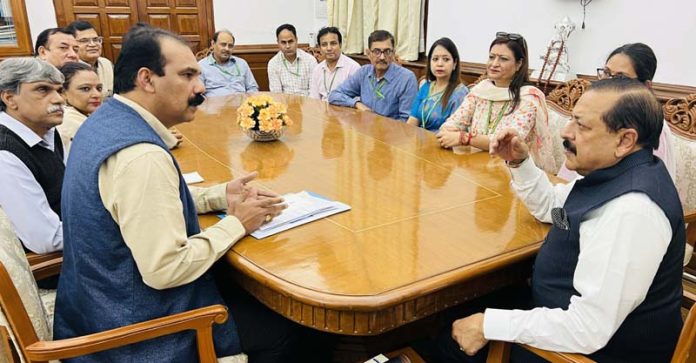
0, 0, 34, 57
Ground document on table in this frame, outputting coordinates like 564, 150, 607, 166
183, 172, 204, 184
251, 191, 350, 239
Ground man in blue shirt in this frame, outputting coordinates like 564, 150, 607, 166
328, 30, 417, 121
199, 30, 259, 96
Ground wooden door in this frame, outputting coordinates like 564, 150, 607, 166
136, 0, 212, 54
54, 0, 214, 62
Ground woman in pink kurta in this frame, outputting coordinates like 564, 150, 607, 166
437, 33, 557, 174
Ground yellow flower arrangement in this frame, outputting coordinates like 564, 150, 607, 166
236, 95, 293, 133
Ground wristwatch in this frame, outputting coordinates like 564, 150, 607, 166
506, 158, 527, 168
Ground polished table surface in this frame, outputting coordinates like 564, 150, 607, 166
173, 93, 550, 336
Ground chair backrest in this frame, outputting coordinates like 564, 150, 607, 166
664, 94, 696, 211
195, 46, 212, 61
0, 208, 51, 363
545, 79, 592, 174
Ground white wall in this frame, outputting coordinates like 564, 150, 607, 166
26, 0, 58, 49
213, 0, 328, 45
428, 0, 696, 86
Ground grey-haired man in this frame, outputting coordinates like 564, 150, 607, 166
0, 57, 66, 254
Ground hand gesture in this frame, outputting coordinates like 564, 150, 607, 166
452, 313, 488, 356
226, 188, 287, 234
489, 128, 529, 162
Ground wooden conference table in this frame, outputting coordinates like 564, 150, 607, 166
173, 93, 550, 336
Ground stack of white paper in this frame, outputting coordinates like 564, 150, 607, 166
251, 191, 350, 239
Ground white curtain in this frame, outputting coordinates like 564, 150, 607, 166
328, 0, 423, 61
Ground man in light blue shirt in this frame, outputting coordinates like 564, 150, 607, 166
328, 30, 417, 121
199, 30, 258, 96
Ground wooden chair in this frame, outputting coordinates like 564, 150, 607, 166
485, 300, 696, 363
485, 210, 696, 363
664, 94, 696, 268
195, 46, 213, 61
543, 79, 592, 174
0, 208, 247, 363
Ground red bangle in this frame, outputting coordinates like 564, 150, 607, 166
466, 132, 473, 145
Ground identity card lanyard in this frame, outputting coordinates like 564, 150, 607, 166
282, 57, 301, 77
211, 56, 241, 78
370, 77, 386, 100
323, 68, 339, 94
420, 82, 444, 129
485, 100, 510, 135
213, 62, 241, 78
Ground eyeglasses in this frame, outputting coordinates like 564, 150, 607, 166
77, 36, 104, 45
370, 48, 394, 57
495, 32, 523, 41
596, 68, 630, 80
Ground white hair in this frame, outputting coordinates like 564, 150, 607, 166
0, 57, 64, 111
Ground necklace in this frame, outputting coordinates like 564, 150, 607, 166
282, 56, 300, 77
485, 100, 509, 135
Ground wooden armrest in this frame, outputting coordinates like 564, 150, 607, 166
683, 281, 696, 308
30, 256, 62, 281
520, 344, 596, 363
24, 304, 228, 362
486, 341, 595, 363
684, 210, 696, 225
25, 252, 62, 267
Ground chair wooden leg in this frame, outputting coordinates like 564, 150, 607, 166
486, 341, 511, 363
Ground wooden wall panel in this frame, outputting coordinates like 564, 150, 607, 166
54, 0, 214, 60
74, 0, 98, 5
176, 14, 199, 35
104, 0, 130, 6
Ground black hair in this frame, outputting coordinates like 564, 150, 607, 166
275, 24, 297, 39
121, 22, 154, 44
34, 27, 75, 55
606, 43, 657, 84
317, 27, 342, 46
368, 30, 394, 49
589, 77, 663, 150
114, 27, 186, 94
426, 37, 462, 110
59, 62, 96, 90
213, 29, 235, 43
489, 33, 530, 115
65, 20, 95, 34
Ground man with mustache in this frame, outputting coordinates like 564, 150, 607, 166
329, 30, 417, 121
440, 78, 684, 362
199, 29, 259, 96
267, 23, 317, 96
309, 27, 360, 101
0, 57, 66, 255
54, 27, 296, 362
65, 20, 114, 98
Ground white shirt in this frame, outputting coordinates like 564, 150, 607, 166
0, 112, 63, 254
267, 49, 317, 96
483, 158, 673, 354
309, 54, 361, 100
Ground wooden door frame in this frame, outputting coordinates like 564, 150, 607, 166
53, 0, 215, 47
